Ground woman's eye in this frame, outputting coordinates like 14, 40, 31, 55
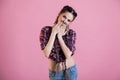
68, 19, 71, 22
63, 15, 66, 19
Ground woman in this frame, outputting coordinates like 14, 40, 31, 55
40, 5, 77, 80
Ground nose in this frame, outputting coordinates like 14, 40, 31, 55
62, 19, 67, 24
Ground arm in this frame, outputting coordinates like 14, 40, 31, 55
57, 34, 72, 59
57, 26, 76, 59
40, 23, 62, 58
43, 31, 56, 58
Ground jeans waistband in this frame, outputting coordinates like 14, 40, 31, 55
49, 64, 76, 73
67, 64, 76, 70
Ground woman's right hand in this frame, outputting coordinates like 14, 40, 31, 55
52, 22, 63, 34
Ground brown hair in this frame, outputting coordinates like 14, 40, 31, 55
54, 5, 77, 24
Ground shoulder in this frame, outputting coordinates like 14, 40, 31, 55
41, 26, 52, 31
68, 29, 76, 36
40, 26, 52, 35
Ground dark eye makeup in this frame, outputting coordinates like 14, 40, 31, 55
68, 19, 71, 22
63, 15, 66, 19
63, 15, 72, 22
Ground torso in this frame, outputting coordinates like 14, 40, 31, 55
49, 57, 75, 71
41, 26, 76, 71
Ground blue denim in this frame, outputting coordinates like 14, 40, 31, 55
49, 65, 77, 80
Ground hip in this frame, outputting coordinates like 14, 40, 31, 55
49, 64, 78, 80
49, 57, 75, 71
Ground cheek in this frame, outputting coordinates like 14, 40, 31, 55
61, 17, 65, 21
57, 17, 62, 22
58, 15, 64, 21
57, 18, 61, 22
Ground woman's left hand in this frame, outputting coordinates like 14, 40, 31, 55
58, 25, 67, 37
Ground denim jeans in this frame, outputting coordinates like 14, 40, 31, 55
49, 65, 77, 80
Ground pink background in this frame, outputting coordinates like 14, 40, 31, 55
0, 0, 120, 80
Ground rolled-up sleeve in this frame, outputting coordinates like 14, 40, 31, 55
67, 30, 76, 56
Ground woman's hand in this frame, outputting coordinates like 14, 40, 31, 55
58, 24, 68, 37
52, 22, 62, 34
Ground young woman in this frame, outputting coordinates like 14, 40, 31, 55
40, 5, 77, 80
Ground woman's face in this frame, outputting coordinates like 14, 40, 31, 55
57, 11, 74, 27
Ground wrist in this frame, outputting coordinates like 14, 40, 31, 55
51, 31, 57, 36
57, 34, 62, 39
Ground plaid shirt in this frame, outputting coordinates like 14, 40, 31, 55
39, 26, 76, 63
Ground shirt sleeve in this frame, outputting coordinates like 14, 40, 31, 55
39, 26, 50, 50
67, 30, 76, 56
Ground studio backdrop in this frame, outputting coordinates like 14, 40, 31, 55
0, 0, 120, 80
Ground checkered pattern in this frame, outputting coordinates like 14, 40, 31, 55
39, 26, 76, 63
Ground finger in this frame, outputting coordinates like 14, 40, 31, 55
64, 26, 69, 35
58, 22, 63, 27
53, 23, 61, 30
56, 23, 63, 30
64, 31, 67, 35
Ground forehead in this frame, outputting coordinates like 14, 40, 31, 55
61, 12, 74, 21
